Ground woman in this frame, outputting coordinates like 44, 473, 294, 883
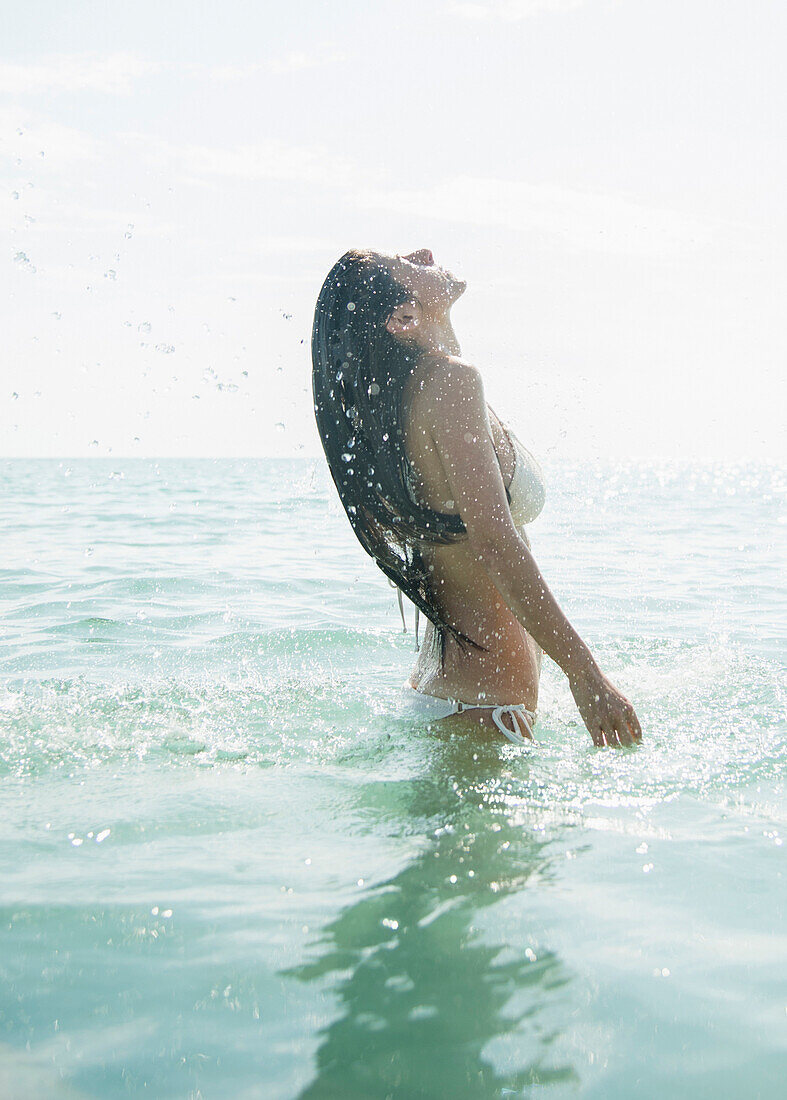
312, 247, 642, 748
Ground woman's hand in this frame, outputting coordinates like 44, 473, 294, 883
569, 665, 643, 747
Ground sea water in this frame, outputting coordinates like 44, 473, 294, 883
0, 457, 784, 1099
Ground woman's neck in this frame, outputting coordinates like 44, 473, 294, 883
415, 314, 461, 357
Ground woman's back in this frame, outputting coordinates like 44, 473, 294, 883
402, 355, 541, 708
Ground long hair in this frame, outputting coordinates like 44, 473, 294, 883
311, 249, 479, 656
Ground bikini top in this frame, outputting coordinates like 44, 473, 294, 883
503, 427, 546, 527
404, 423, 546, 529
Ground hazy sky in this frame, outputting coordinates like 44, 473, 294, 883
3, 0, 785, 460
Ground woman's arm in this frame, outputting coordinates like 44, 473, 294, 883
469, 535, 642, 748
422, 356, 642, 747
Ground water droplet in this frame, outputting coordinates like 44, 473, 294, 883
369, 382, 380, 396
104, 269, 117, 281
347, 301, 356, 311
13, 251, 35, 272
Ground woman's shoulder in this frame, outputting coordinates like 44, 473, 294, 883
405, 354, 484, 446
416, 353, 483, 402
419, 350, 477, 375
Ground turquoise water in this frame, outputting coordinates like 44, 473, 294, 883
1, 457, 785, 1099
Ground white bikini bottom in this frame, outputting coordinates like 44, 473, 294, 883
402, 685, 535, 746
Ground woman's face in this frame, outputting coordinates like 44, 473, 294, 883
379, 249, 467, 315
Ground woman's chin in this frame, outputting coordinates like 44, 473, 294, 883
447, 277, 467, 302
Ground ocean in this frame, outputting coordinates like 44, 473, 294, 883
1, 456, 785, 1099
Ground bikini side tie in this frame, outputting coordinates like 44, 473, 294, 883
491, 706, 534, 745
453, 701, 535, 745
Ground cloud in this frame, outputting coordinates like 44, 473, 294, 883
138, 135, 356, 189
446, 0, 590, 20
359, 174, 715, 257
209, 47, 346, 83
0, 107, 100, 167
209, 63, 264, 83
0, 53, 158, 95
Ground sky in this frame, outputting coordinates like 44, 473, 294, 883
2, 0, 785, 461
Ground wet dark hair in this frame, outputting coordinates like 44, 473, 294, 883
311, 249, 479, 657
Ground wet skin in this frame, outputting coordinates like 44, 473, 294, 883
378, 248, 642, 748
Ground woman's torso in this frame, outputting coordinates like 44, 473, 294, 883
401, 361, 543, 710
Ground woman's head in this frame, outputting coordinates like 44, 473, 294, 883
313, 247, 465, 355
311, 247, 476, 656
378, 248, 466, 340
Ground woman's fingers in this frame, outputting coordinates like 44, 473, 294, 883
599, 723, 619, 747
594, 708, 639, 748
615, 715, 634, 747
627, 706, 643, 742
577, 679, 643, 748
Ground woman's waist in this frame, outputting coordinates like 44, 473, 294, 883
425, 576, 532, 649
412, 619, 540, 710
